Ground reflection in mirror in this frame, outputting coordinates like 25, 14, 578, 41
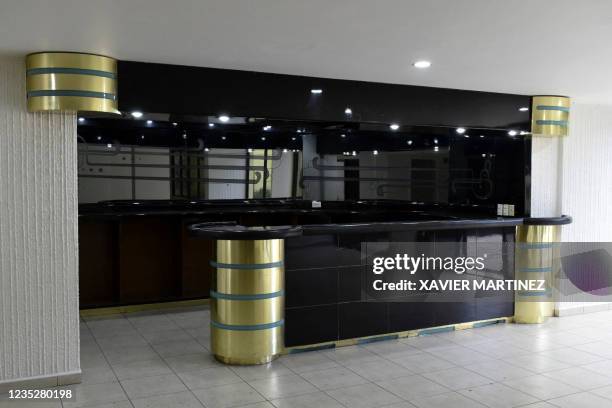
77, 114, 527, 214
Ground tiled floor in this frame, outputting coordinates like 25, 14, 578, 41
5, 307, 612, 407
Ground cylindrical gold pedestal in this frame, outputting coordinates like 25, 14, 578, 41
514, 224, 560, 324
210, 239, 284, 365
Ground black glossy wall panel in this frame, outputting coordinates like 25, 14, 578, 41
118, 61, 531, 130
285, 304, 338, 347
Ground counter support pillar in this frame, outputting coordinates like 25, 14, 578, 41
514, 216, 571, 324
210, 239, 285, 365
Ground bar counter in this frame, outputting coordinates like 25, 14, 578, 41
79, 199, 525, 348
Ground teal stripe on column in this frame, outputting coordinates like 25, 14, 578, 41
211, 319, 284, 331
210, 260, 283, 269
536, 120, 568, 126
536, 105, 570, 112
518, 267, 553, 273
26, 67, 116, 79
27, 90, 116, 100
210, 290, 284, 300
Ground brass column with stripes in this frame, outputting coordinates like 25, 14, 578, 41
514, 224, 561, 324
26, 52, 119, 114
211, 239, 284, 364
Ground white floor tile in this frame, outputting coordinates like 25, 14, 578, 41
547, 391, 612, 408
271, 391, 346, 408
151, 339, 207, 358
458, 382, 538, 408
176, 366, 243, 390
280, 352, 338, 374
61, 381, 128, 408
410, 391, 487, 408
391, 352, 456, 374
248, 373, 318, 399
192, 382, 264, 408
300, 366, 368, 391
131, 391, 204, 408
543, 366, 612, 390
120, 373, 187, 400
422, 367, 492, 390
502, 374, 580, 400
376, 374, 450, 400
325, 383, 401, 408
345, 359, 414, 382
111, 357, 173, 381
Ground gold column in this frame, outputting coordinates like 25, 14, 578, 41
211, 239, 284, 364
531, 96, 570, 137
514, 225, 560, 323
26, 52, 119, 114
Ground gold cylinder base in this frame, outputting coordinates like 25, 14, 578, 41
514, 225, 560, 324
211, 239, 285, 365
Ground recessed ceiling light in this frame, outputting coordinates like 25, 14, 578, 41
456, 127, 466, 134
106, 143, 112, 148
519, 131, 529, 135
480, 135, 485, 138
78, 117, 85, 123
413, 60, 432, 69
172, 122, 178, 126
204, 148, 210, 152
221, 136, 226, 140
96, 136, 101, 141
519, 107, 529, 112
341, 133, 346, 138
373, 150, 379, 155
352, 151, 357, 156
407, 140, 413, 145
208, 123, 215, 128
141, 135, 145, 139
261, 137, 266, 141
291, 137, 296, 141
311, 89, 323, 94
390, 124, 400, 131
131, 111, 143, 118
283, 149, 288, 153
248, 148, 253, 153
434, 146, 439, 152
146, 120, 153, 125
433, 138, 438, 144
464, 134, 470, 138
508, 130, 518, 136
344, 107, 352, 115
263, 125, 272, 131
218, 115, 230, 122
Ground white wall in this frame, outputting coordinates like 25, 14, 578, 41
561, 103, 612, 242
0, 57, 80, 388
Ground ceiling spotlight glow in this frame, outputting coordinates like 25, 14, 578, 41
291, 137, 296, 141
464, 134, 470, 138
218, 115, 230, 122
352, 151, 357, 156
78, 117, 85, 123
208, 123, 215, 128
141, 135, 145, 139
433, 138, 438, 144
96, 136, 101, 141
261, 137, 266, 141
247, 148, 253, 153
341, 133, 346, 138
373, 150, 379, 155
283, 149, 288, 153
263, 125, 272, 131
390, 124, 400, 131
508, 130, 518, 136
131, 111, 143, 118
146, 120, 153, 125
407, 140, 413, 145
480, 135, 485, 138
310, 89, 323, 94
434, 146, 439, 152
106, 143, 112, 148
519, 107, 529, 112
344, 107, 352, 115
172, 122, 178, 126
413, 60, 432, 69
456, 127, 466, 134
204, 148, 210, 152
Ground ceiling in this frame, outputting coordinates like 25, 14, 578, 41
2, 0, 611, 104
